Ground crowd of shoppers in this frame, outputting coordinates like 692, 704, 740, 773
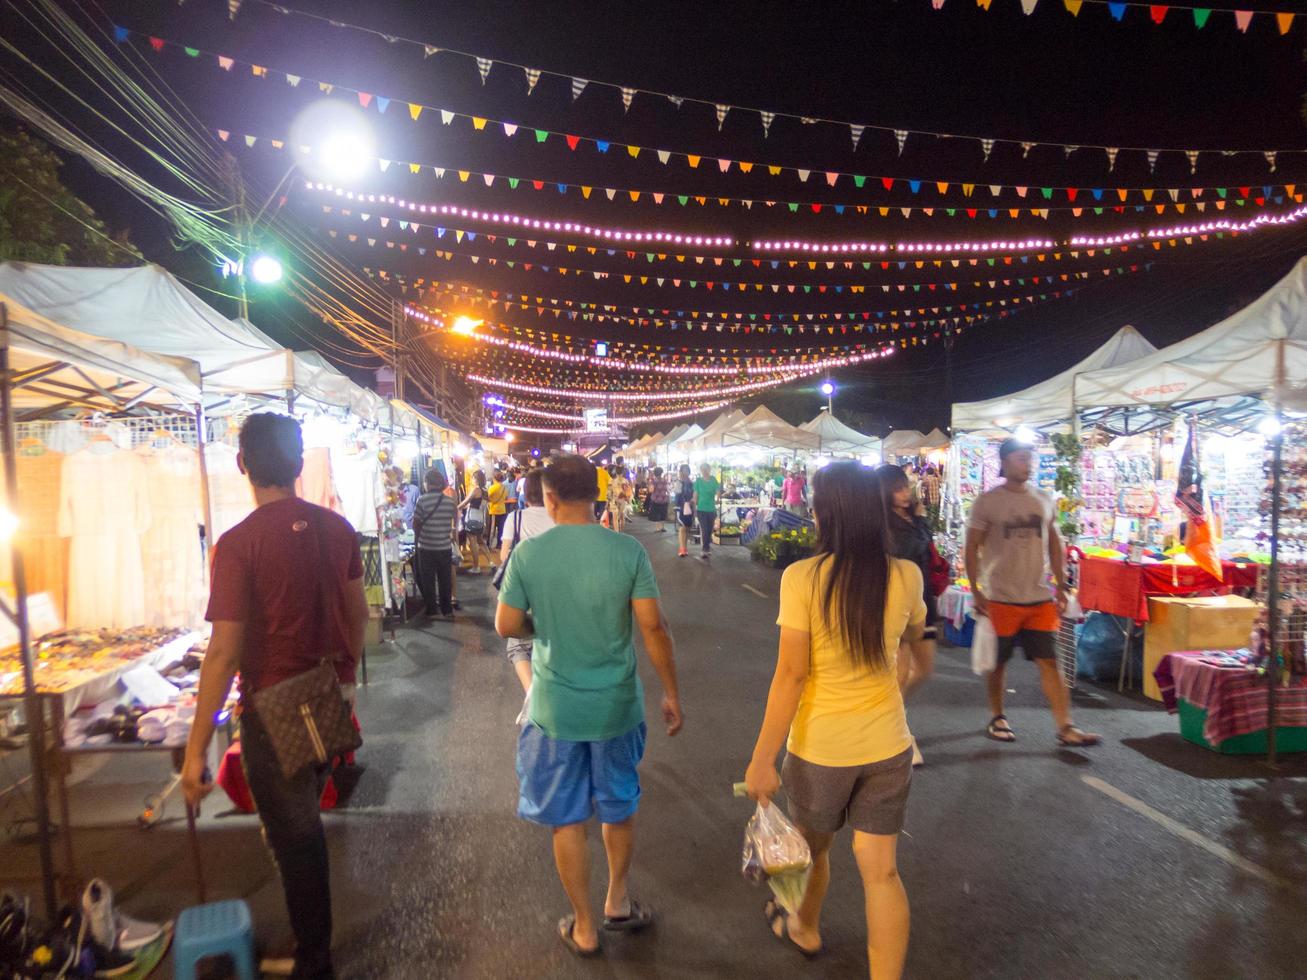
180, 424, 1096, 979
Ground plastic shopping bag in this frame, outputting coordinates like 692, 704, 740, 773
971, 614, 997, 675
741, 802, 812, 914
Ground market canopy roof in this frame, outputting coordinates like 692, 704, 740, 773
951, 325, 1158, 433
1073, 258, 1307, 411
881, 429, 929, 455
800, 410, 881, 454
688, 410, 746, 453
722, 406, 821, 452
1, 294, 202, 415
921, 428, 951, 450
0, 262, 294, 395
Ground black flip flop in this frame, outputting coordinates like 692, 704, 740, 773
986, 714, 1017, 742
602, 900, 654, 932
558, 916, 601, 957
764, 898, 823, 959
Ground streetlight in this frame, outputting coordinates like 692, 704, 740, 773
249, 254, 283, 285
820, 380, 835, 413
452, 316, 483, 336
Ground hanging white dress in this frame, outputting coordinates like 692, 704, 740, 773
58, 445, 151, 629
204, 443, 256, 543
137, 442, 206, 627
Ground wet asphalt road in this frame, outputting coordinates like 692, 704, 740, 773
6, 519, 1307, 978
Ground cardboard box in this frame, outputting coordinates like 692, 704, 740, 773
1143, 595, 1259, 701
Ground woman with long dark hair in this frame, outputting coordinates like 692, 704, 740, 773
876, 464, 940, 767
745, 462, 929, 978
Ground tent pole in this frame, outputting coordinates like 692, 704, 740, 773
194, 404, 214, 560
1266, 416, 1282, 768
0, 305, 57, 921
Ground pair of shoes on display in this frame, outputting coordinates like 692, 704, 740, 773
80, 879, 167, 976
0, 892, 31, 970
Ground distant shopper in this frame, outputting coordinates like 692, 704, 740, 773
746, 461, 927, 977
459, 470, 494, 574
183, 413, 368, 980
500, 470, 554, 697
487, 469, 509, 548
965, 438, 1100, 747
595, 461, 612, 521
504, 467, 521, 521
412, 469, 459, 619
693, 463, 721, 560
607, 464, 633, 532
648, 466, 670, 532
496, 455, 682, 957
782, 467, 808, 517
673, 464, 695, 557
877, 464, 939, 767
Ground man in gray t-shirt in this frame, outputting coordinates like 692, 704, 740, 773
965, 439, 1099, 748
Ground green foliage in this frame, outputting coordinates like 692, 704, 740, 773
0, 127, 140, 267
749, 526, 816, 566
1050, 432, 1084, 541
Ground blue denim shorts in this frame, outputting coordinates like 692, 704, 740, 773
516, 721, 646, 826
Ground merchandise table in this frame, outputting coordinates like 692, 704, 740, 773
1154, 651, 1307, 753
1077, 556, 1259, 623
0, 631, 212, 900
938, 585, 974, 630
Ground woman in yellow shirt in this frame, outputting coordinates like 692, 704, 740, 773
745, 461, 931, 978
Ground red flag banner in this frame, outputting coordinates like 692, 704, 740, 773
1174, 423, 1222, 582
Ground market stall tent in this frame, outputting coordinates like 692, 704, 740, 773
0, 263, 294, 396
687, 410, 746, 455
881, 429, 929, 455
921, 428, 951, 450
1073, 258, 1307, 410
801, 410, 881, 456
951, 325, 1158, 433
722, 406, 822, 454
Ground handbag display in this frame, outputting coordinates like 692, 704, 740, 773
247, 516, 362, 779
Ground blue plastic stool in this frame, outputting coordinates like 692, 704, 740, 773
173, 899, 256, 980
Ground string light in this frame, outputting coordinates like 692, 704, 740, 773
466, 366, 868, 402
486, 396, 732, 424
752, 237, 1056, 255
307, 183, 732, 246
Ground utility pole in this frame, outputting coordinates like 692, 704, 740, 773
391, 298, 405, 403
223, 153, 251, 320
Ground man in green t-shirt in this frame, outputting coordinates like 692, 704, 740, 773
692, 463, 721, 560
496, 455, 683, 957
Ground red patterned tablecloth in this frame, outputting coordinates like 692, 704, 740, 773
1077, 556, 1258, 622
1154, 651, 1307, 745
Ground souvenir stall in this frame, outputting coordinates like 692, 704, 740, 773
0, 294, 213, 919
1072, 258, 1307, 758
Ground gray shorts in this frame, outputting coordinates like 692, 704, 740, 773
782, 746, 913, 836
506, 637, 533, 664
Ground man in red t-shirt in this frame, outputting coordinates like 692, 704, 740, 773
183, 413, 367, 980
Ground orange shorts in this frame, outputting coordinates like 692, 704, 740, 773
988, 601, 1059, 663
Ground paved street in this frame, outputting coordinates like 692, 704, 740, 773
8, 520, 1307, 979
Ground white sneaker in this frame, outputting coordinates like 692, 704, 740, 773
911, 739, 924, 767
82, 879, 164, 953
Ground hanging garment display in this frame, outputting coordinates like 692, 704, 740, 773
58, 443, 151, 629
5, 444, 71, 620
333, 444, 382, 534
204, 443, 256, 543
297, 446, 342, 513
137, 441, 206, 627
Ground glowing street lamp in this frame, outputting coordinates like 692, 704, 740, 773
820, 380, 835, 413
452, 316, 483, 336
248, 254, 283, 285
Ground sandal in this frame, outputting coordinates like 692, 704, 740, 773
763, 898, 823, 959
1057, 725, 1102, 748
986, 715, 1017, 742
557, 916, 601, 957
603, 900, 654, 932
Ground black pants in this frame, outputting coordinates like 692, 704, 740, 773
416, 547, 454, 615
241, 710, 335, 980
697, 511, 716, 554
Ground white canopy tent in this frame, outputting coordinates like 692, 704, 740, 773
800, 410, 881, 456
881, 429, 929, 455
721, 406, 821, 454
951, 325, 1158, 434
1073, 258, 1307, 412
920, 428, 951, 450
0, 263, 294, 397
686, 410, 746, 456
1, 295, 203, 414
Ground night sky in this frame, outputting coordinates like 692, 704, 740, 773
6, 0, 1307, 434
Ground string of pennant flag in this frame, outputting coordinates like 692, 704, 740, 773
941, 0, 1299, 35
299, 173, 1303, 222
120, 26, 1303, 179
221, 0, 1301, 174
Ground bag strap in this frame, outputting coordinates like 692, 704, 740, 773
511, 508, 523, 549
309, 512, 335, 663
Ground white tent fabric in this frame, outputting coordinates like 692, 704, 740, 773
920, 428, 951, 450
951, 325, 1158, 432
722, 406, 821, 452
1074, 259, 1307, 410
881, 429, 929, 455
665, 424, 705, 455
800, 410, 881, 454
0, 263, 294, 395
688, 410, 746, 454
1, 295, 202, 410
